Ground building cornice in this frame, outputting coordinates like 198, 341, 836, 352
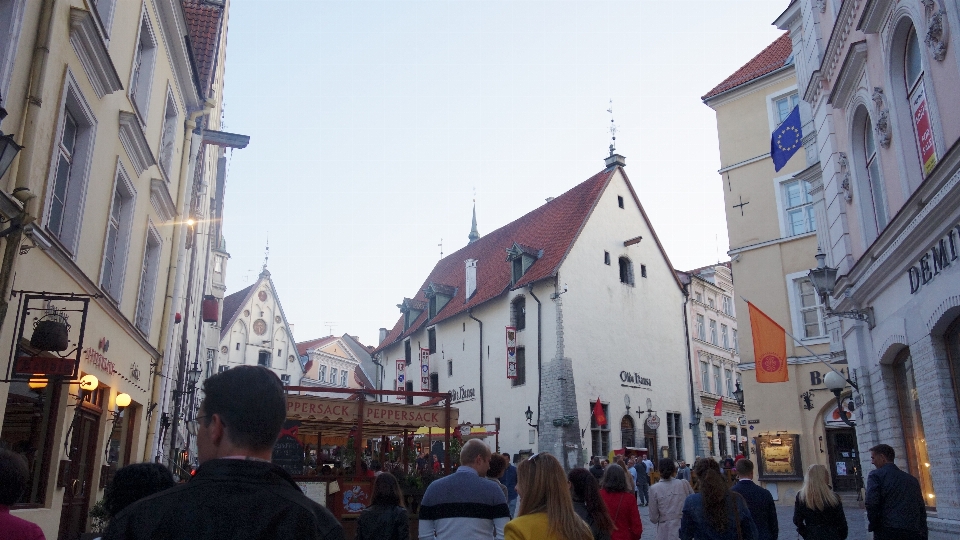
858, 0, 895, 33
152, 0, 202, 109
149, 178, 176, 222
728, 230, 817, 257
828, 41, 868, 106
703, 65, 796, 109
69, 8, 123, 99
118, 111, 157, 176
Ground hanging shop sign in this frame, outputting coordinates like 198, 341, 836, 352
420, 348, 430, 391
506, 326, 517, 379
449, 386, 476, 404
620, 371, 652, 388
756, 434, 803, 481
395, 360, 406, 402
6, 294, 92, 380
286, 395, 459, 429
910, 81, 938, 175
645, 414, 661, 430
907, 222, 958, 294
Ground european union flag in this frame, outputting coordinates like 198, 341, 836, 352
771, 105, 803, 172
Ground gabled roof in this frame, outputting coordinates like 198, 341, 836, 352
296, 335, 338, 357
702, 33, 793, 101
373, 164, 684, 355
220, 283, 255, 339
182, 0, 224, 98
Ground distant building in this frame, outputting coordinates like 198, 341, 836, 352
676, 264, 744, 460
373, 154, 693, 468
296, 334, 377, 395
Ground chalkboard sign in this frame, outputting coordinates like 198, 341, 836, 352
272, 420, 305, 475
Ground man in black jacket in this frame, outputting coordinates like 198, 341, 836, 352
731, 459, 778, 540
866, 444, 928, 540
105, 366, 344, 540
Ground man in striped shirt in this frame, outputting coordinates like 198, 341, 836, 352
419, 439, 510, 539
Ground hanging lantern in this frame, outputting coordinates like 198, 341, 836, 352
30, 316, 70, 352
201, 295, 219, 323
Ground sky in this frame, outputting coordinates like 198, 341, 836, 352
219, 0, 789, 347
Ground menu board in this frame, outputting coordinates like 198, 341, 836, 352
272, 420, 305, 475
756, 434, 802, 481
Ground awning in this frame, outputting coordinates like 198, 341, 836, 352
286, 394, 459, 438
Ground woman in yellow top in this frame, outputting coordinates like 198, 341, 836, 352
504, 453, 593, 540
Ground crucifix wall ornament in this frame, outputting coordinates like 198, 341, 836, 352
733, 196, 749, 216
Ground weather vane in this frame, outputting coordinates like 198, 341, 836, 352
607, 99, 618, 156
262, 235, 270, 271
439, 238, 443, 260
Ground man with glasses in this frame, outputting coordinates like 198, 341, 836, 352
419, 439, 510, 539
104, 366, 344, 539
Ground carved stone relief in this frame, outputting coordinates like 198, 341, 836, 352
871, 88, 892, 148
922, 0, 949, 61
838, 152, 853, 203
815, 0, 827, 13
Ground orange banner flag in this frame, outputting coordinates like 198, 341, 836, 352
748, 301, 788, 383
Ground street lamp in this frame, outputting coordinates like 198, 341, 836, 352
807, 249, 873, 325
824, 371, 856, 428
0, 99, 24, 181
688, 408, 702, 429
524, 405, 538, 428
733, 381, 745, 412
186, 364, 202, 390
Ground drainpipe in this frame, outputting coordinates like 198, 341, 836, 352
528, 284, 542, 432
468, 309, 483, 423
372, 354, 385, 401
680, 279, 700, 459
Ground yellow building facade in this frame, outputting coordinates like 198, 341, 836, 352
0, 0, 234, 537
703, 34, 860, 504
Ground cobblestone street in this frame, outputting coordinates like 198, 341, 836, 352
637, 499, 869, 539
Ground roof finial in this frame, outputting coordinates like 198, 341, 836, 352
439, 238, 443, 259
468, 199, 480, 244
260, 235, 270, 277
607, 99, 618, 157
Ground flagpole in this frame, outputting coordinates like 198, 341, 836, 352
740, 296, 853, 385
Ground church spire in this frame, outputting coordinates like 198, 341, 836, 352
468, 202, 480, 244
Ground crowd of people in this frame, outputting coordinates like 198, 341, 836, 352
0, 364, 930, 540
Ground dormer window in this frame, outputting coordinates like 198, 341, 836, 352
506, 242, 542, 285
397, 298, 426, 331
424, 282, 456, 319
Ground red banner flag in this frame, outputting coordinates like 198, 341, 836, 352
593, 398, 606, 427
714, 396, 723, 417
748, 301, 789, 383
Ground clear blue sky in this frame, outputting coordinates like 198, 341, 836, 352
219, 0, 788, 346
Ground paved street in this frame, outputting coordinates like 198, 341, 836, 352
636, 499, 869, 539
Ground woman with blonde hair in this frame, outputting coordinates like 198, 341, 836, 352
505, 453, 593, 540
792, 464, 847, 540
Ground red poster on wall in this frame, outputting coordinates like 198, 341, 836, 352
506, 326, 517, 379
420, 348, 430, 391
910, 82, 938, 175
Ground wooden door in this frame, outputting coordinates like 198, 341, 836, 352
58, 409, 101, 540
826, 428, 860, 492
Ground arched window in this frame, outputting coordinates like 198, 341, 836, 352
862, 115, 888, 232
621, 416, 636, 448
905, 26, 923, 97
902, 24, 938, 175
946, 316, 960, 439
619, 257, 634, 286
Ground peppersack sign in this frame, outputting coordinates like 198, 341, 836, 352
285, 395, 458, 429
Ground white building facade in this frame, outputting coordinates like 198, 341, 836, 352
374, 156, 694, 468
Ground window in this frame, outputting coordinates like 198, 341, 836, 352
48, 81, 96, 252
740, 428, 749, 459
782, 179, 816, 236
775, 92, 800, 124
620, 416, 636, 447
405, 381, 413, 405
101, 169, 135, 301
512, 347, 526, 387
893, 349, 936, 506
709, 319, 718, 345
129, 13, 157, 120
430, 373, 439, 392
708, 298, 715, 308
512, 297, 526, 331
404, 340, 411, 365
1, 378, 61, 504
604, 251, 610, 265
218, 365, 229, 374
318, 365, 326, 382
214, 256, 223, 273
713, 365, 721, 396
667, 412, 683, 461
617, 195, 624, 208
700, 361, 710, 393
134, 226, 161, 334
0, 0, 27, 97
280, 374, 291, 386
725, 369, 733, 397
257, 351, 271, 368
718, 424, 728, 456
861, 115, 888, 233
447, 359, 453, 377
428, 328, 437, 354
511, 258, 523, 283
733, 329, 739, 354
158, 90, 178, 177
640, 265, 646, 278
722, 296, 733, 316
721, 325, 729, 349
796, 278, 826, 338
590, 403, 610, 457
341, 369, 348, 387
695, 292, 702, 302
619, 257, 634, 286
91, 0, 117, 35
696, 314, 705, 341
903, 25, 937, 175
235, 343, 239, 350
705, 422, 715, 456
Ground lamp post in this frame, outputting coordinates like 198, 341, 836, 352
807, 249, 873, 325
524, 405, 538, 429
824, 371, 856, 428
733, 381, 745, 412
688, 408, 702, 428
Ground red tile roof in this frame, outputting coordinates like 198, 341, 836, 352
702, 33, 793, 100
296, 335, 338, 357
374, 164, 683, 355
182, 0, 224, 97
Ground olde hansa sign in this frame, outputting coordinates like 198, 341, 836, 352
286, 395, 458, 430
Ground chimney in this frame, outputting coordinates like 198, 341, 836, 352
545, 197, 554, 202
465, 259, 478, 299
379, 328, 388, 344
604, 153, 626, 168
